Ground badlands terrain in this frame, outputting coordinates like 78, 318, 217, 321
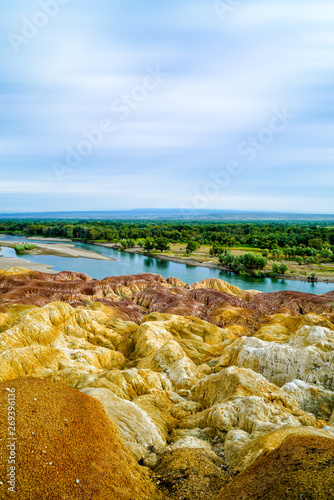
0, 268, 334, 499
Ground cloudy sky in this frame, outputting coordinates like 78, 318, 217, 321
1, 0, 333, 213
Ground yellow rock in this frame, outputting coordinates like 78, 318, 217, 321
74, 367, 173, 400
133, 313, 231, 367
192, 278, 261, 301
224, 426, 334, 472
142, 312, 235, 344
0, 278, 333, 486
190, 366, 298, 409
0, 266, 34, 276
255, 313, 334, 342
134, 394, 178, 442
207, 306, 256, 335
180, 367, 321, 437
137, 340, 202, 389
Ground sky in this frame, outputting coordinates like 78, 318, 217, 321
0, 0, 334, 214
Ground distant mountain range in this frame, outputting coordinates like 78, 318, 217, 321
0, 209, 333, 221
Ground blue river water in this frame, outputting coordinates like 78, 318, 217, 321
0, 235, 333, 294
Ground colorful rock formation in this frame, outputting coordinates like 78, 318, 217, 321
0, 268, 334, 499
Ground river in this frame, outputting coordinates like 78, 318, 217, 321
0, 235, 332, 294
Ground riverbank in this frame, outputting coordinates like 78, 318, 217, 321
27, 236, 74, 242
91, 242, 334, 284
0, 235, 333, 287
143, 252, 334, 283
0, 241, 114, 261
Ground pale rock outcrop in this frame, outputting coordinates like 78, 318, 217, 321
73, 368, 173, 400
82, 387, 166, 460
181, 367, 319, 435
137, 340, 201, 389
165, 435, 218, 461
255, 313, 334, 342
190, 366, 296, 409
134, 394, 179, 441
166, 428, 222, 464
178, 366, 327, 474
167, 276, 187, 287
0, 344, 125, 384
132, 321, 175, 358
205, 396, 312, 436
282, 379, 334, 420
214, 325, 334, 389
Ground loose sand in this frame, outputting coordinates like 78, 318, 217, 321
0, 241, 114, 261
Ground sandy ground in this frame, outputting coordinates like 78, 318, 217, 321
0, 257, 57, 273
0, 241, 114, 261
0, 234, 73, 243
27, 236, 74, 242
31, 243, 114, 260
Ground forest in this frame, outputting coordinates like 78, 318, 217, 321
0, 219, 333, 259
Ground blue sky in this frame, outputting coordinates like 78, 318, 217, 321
1, 0, 333, 213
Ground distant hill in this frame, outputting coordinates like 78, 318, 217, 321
0, 209, 333, 221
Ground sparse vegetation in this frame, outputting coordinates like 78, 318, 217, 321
14, 244, 37, 255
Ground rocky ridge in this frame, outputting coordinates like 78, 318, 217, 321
0, 268, 334, 499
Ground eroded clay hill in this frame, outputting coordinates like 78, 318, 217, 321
0, 268, 334, 499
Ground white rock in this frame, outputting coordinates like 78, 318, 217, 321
217, 326, 334, 389
82, 387, 165, 460
138, 340, 201, 389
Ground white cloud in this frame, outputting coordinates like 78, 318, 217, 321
0, 0, 333, 212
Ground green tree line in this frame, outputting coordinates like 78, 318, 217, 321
0, 220, 333, 262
